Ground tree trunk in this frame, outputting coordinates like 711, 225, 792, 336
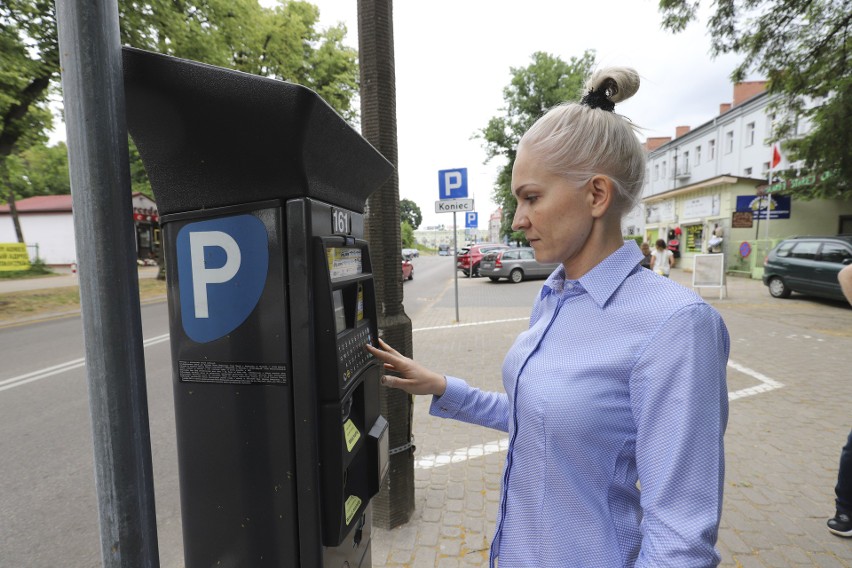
357, 0, 415, 529
6, 190, 25, 243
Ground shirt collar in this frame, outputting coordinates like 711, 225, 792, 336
541, 241, 643, 307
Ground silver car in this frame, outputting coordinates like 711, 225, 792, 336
479, 247, 560, 283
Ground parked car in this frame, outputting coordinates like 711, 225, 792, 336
437, 244, 451, 256
456, 244, 507, 277
762, 235, 852, 301
479, 247, 561, 283
402, 247, 419, 258
401, 254, 414, 281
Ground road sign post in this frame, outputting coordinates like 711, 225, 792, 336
437, 168, 469, 322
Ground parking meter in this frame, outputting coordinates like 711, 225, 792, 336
123, 47, 391, 568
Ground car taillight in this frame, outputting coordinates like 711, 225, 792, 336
495, 258, 502, 268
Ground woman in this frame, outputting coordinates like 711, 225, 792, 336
367, 67, 729, 567
650, 238, 675, 277
639, 242, 652, 269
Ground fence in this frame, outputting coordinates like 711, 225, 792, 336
725, 239, 780, 278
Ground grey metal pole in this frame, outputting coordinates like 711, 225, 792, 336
55, 1, 160, 566
453, 212, 459, 322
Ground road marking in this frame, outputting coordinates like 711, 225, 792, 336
727, 359, 784, 400
0, 333, 171, 393
413, 317, 528, 333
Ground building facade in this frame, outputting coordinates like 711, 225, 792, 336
0, 193, 160, 266
633, 82, 852, 278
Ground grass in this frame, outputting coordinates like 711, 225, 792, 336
0, 260, 56, 280
0, 278, 167, 322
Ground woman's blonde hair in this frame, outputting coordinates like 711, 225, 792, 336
518, 67, 645, 218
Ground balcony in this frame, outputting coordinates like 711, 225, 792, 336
675, 166, 691, 180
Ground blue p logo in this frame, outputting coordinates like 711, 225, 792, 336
176, 215, 269, 343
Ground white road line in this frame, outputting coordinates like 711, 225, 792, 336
413, 317, 528, 333
727, 359, 784, 400
0, 333, 171, 393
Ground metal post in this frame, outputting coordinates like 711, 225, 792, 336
453, 211, 459, 321
55, 1, 160, 566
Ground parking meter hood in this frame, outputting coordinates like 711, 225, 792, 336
123, 47, 393, 216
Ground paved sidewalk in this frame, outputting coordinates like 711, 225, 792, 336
371, 269, 852, 567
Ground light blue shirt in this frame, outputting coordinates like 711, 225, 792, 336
430, 241, 729, 567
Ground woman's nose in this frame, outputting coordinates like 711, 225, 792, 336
511, 208, 528, 231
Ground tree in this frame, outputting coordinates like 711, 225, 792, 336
658, 0, 851, 200
479, 51, 596, 242
399, 198, 422, 229
400, 220, 414, 248
1, 0, 360, 239
4, 141, 70, 199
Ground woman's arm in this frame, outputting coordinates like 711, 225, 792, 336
630, 303, 729, 567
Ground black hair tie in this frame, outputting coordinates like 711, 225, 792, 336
580, 87, 615, 112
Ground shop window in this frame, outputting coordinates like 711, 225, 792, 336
685, 225, 704, 253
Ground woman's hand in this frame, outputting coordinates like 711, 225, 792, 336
366, 338, 447, 396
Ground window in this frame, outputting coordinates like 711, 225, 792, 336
502, 250, 519, 260
695, 146, 701, 166
789, 241, 819, 260
766, 113, 776, 138
520, 249, 535, 260
820, 243, 852, 264
662, 161, 667, 177
775, 241, 795, 257
762, 162, 770, 175
744, 167, 752, 176
682, 151, 689, 171
708, 139, 716, 160
725, 131, 734, 154
654, 164, 659, 180
745, 122, 755, 146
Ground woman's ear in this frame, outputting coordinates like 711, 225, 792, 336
587, 175, 615, 219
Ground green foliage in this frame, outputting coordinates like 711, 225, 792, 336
3, 142, 70, 200
624, 235, 643, 246
399, 198, 422, 230
400, 221, 414, 248
658, 0, 852, 200
1, 0, 360, 205
479, 51, 597, 240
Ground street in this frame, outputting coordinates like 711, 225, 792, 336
1, 255, 851, 567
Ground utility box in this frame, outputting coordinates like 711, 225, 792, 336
123, 47, 391, 568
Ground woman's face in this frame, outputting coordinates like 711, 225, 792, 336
511, 146, 595, 268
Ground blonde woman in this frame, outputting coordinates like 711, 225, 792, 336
369, 68, 729, 567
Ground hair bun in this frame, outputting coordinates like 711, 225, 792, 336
585, 67, 640, 104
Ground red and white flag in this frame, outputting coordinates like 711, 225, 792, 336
771, 144, 783, 169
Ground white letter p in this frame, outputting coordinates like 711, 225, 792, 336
189, 231, 241, 319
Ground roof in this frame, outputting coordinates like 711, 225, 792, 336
0, 194, 73, 214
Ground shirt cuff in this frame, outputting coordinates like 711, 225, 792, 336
429, 375, 467, 418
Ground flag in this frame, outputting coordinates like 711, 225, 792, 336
771, 144, 782, 169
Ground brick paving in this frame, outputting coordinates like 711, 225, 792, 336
372, 268, 852, 567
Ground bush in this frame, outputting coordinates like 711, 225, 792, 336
624, 235, 643, 246
0, 257, 54, 279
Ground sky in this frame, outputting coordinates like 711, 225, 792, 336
49, 0, 755, 230
304, 0, 756, 230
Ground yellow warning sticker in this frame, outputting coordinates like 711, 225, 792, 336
344, 419, 361, 452
344, 495, 362, 525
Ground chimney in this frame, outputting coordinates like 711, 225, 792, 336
643, 136, 672, 152
675, 125, 691, 138
732, 81, 768, 106
719, 103, 732, 115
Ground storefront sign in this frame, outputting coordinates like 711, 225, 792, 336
766, 170, 833, 193
682, 194, 720, 219
645, 199, 675, 224
732, 211, 753, 228
0, 243, 31, 271
736, 195, 791, 220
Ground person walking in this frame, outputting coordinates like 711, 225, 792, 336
368, 67, 729, 567
649, 238, 675, 277
827, 263, 852, 537
639, 241, 652, 269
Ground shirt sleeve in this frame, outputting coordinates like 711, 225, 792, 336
630, 302, 730, 567
429, 375, 510, 432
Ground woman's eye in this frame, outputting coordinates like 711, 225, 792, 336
526, 195, 539, 203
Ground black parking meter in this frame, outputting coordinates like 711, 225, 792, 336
123, 47, 391, 568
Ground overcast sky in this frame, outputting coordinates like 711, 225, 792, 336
306, 0, 758, 229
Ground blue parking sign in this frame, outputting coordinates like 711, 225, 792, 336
438, 168, 468, 199
465, 211, 478, 229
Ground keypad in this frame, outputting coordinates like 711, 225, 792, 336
337, 325, 374, 383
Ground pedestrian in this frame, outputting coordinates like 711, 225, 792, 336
367, 67, 730, 567
650, 238, 675, 277
639, 241, 652, 269
827, 263, 852, 537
